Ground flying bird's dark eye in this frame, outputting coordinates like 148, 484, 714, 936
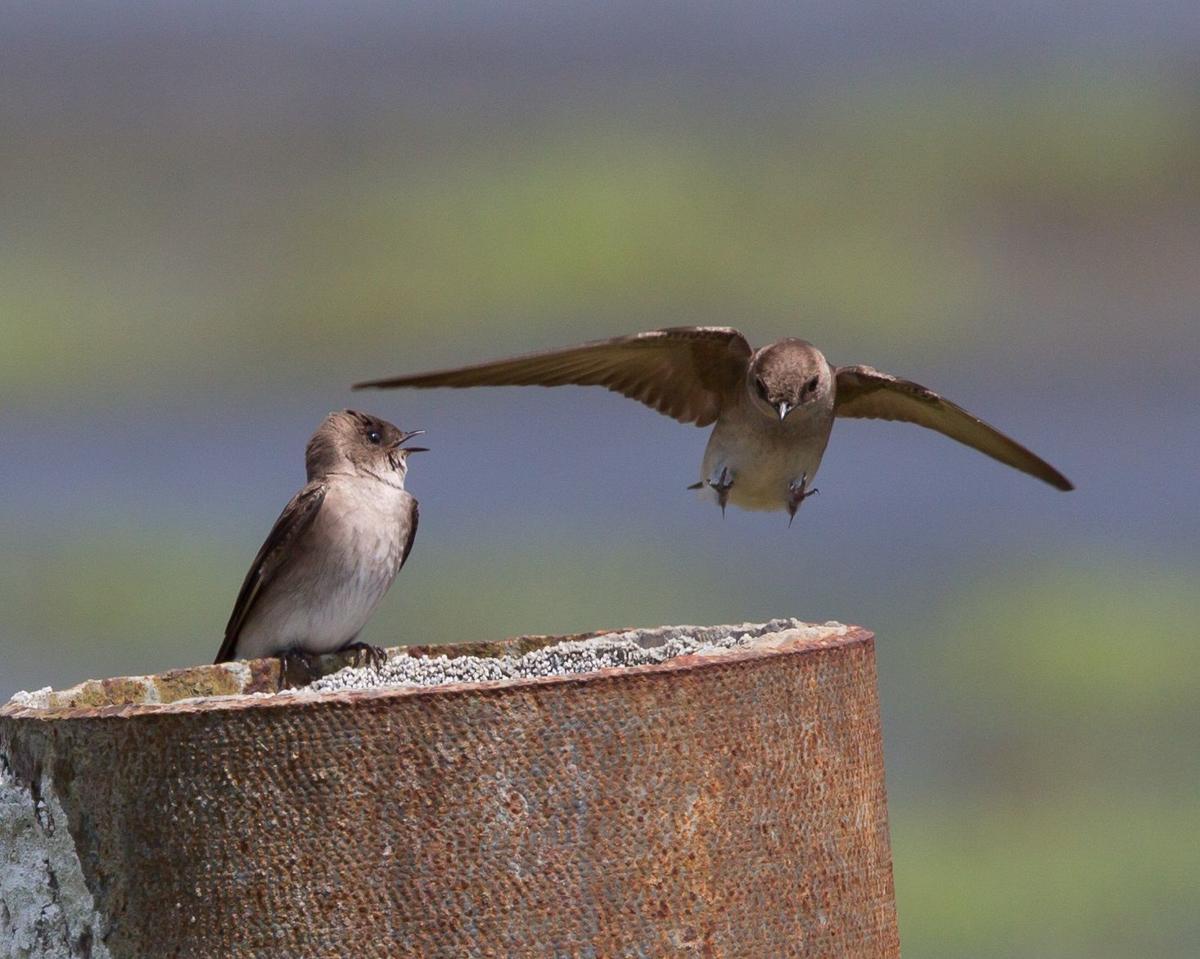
367, 429, 382, 445
755, 377, 768, 400
807, 376, 819, 393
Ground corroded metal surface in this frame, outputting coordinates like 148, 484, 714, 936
0, 623, 898, 958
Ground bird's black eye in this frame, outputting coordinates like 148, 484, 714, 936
807, 376, 819, 393
367, 429, 382, 445
755, 377, 769, 399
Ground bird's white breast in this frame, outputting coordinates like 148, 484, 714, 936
700, 397, 834, 512
235, 478, 415, 660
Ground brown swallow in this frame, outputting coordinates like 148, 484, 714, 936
214, 410, 426, 674
355, 327, 1071, 522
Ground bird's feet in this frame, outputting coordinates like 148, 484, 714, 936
276, 648, 319, 690
689, 468, 735, 515
340, 641, 389, 671
786, 474, 819, 527
708, 467, 735, 516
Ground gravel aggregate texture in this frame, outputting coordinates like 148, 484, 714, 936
309, 617, 842, 692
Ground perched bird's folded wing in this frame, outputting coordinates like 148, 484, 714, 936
214, 483, 327, 664
399, 501, 419, 571
834, 366, 1074, 491
355, 327, 753, 427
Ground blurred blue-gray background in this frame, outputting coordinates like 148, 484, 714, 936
1, 4, 1197, 955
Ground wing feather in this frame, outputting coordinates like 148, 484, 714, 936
834, 366, 1073, 491
355, 327, 752, 427
399, 500, 419, 571
214, 483, 327, 663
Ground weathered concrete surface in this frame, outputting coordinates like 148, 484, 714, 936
0, 621, 898, 958
0, 764, 111, 959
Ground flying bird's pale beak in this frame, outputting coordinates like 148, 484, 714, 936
395, 430, 429, 453
776, 402, 791, 421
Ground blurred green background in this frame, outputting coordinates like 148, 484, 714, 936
1, 4, 1197, 955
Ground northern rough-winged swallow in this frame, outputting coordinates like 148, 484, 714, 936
355, 327, 1071, 522
214, 410, 427, 672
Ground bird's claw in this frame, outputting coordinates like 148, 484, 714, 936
708, 467, 734, 517
342, 641, 389, 671
786, 474, 819, 527
277, 649, 319, 690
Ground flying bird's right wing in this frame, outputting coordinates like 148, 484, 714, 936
215, 483, 327, 664
355, 327, 753, 427
834, 366, 1074, 491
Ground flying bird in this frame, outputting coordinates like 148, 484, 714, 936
215, 410, 427, 676
355, 328, 1071, 522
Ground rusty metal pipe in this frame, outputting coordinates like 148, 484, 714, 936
0, 621, 899, 958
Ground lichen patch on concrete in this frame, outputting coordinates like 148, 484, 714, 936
0, 761, 111, 959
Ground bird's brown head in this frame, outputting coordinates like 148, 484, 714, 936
747, 339, 830, 421
305, 410, 427, 483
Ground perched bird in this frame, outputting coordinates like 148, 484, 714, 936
355, 327, 1071, 522
214, 410, 427, 674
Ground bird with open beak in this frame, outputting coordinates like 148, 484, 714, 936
214, 410, 427, 677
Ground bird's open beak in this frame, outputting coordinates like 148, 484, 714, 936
776, 402, 791, 421
395, 430, 429, 453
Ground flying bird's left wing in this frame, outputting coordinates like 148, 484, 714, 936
834, 366, 1074, 491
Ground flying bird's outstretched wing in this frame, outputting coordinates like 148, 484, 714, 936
834, 366, 1074, 491
355, 327, 753, 427
214, 483, 327, 663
